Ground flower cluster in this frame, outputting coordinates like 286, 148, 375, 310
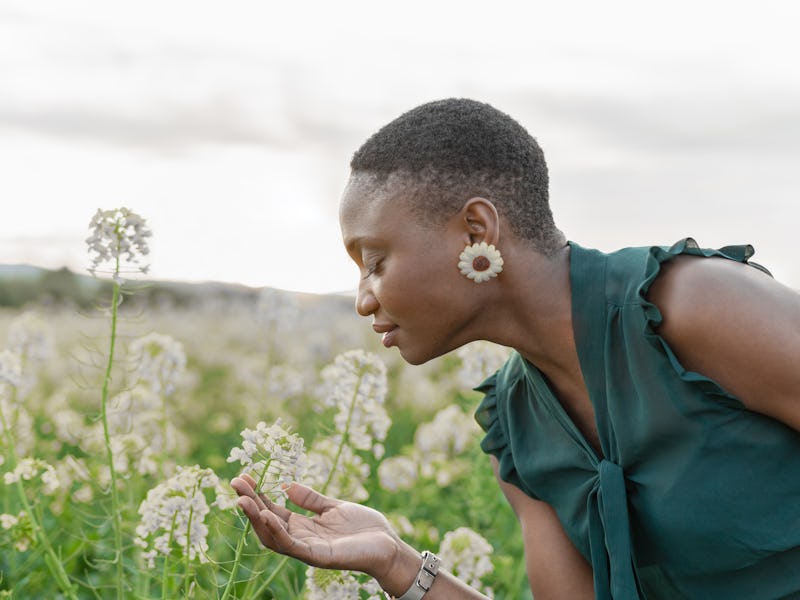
414, 404, 479, 458
0, 402, 34, 466
226, 418, 308, 503
305, 436, 370, 502
0, 510, 34, 552
317, 350, 390, 457
0, 349, 22, 390
377, 456, 418, 492
256, 288, 299, 332
415, 405, 480, 486
50, 455, 94, 511
128, 333, 187, 397
5, 312, 53, 398
439, 527, 495, 596
86, 207, 152, 277
305, 566, 382, 600
134, 465, 227, 568
7, 312, 53, 365
455, 341, 510, 389
378, 404, 481, 492
3, 457, 60, 495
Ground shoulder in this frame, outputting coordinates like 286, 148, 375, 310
647, 254, 800, 428
648, 253, 771, 316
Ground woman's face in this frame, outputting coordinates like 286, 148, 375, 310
339, 178, 482, 365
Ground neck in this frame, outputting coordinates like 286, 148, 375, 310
477, 242, 578, 373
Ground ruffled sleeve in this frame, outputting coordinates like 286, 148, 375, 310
474, 371, 537, 498
637, 237, 771, 403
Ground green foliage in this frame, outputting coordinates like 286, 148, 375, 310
0, 302, 527, 599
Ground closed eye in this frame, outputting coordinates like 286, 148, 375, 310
362, 259, 382, 279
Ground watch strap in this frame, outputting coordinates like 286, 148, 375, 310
393, 551, 440, 600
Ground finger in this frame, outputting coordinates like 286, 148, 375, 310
232, 477, 294, 522
237, 496, 282, 549
285, 482, 340, 514
231, 477, 268, 511
237, 473, 272, 506
257, 508, 313, 562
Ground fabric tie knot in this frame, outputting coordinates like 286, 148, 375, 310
588, 459, 640, 600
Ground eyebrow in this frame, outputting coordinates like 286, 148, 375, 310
344, 235, 381, 252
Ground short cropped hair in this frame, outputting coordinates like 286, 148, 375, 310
350, 98, 562, 254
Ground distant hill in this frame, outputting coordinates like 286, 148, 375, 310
0, 264, 354, 312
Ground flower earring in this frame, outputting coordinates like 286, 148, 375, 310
458, 241, 504, 283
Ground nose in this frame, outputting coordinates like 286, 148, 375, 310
356, 278, 379, 317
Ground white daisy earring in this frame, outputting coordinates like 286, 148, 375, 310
458, 241, 504, 283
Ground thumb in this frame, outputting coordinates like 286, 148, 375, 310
285, 482, 340, 514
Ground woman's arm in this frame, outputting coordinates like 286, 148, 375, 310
231, 474, 489, 598
490, 457, 595, 600
648, 255, 800, 430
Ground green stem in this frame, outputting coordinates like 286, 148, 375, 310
0, 401, 78, 600
100, 255, 125, 600
244, 367, 366, 598
220, 469, 267, 600
248, 555, 290, 598
162, 511, 179, 600
183, 483, 198, 599
321, 369, 364, 494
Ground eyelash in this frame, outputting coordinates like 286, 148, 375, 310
362, 260, 381, 279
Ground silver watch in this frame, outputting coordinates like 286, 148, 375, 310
392, 551, 440, 600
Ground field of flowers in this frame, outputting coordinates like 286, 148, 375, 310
0, 209, 529, 599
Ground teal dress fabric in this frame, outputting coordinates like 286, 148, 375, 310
475, 239, 800, 599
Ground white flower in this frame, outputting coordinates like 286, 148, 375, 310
86, 207, 152, 276
265, 364, 305, 400
226, 418, 307, 504
305, 436, 370, 502
0, 513, 18, 529
414, 405, 480, 457
0, 511, 33, 552
3, 457, 58, 495
410, 405, 480, 487
378, 456, 418, 492
128, 333, 186, 397
40, 465, 60, 495
0, 350, 22, 389
0, 398, 34, 457
134, 465, 221, 568
305, 567, 383, 600
7, 312, 53, 365
456, 341, 510, 388
458, 242, 503, 283
438, 527, 494, 591
316, 350, 390, 456
256, 288, 299, 331
4, 457, 38, 484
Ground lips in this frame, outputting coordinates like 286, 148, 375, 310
372, 322, 398, 348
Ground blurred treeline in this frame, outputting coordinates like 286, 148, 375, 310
0, 265, 260, 309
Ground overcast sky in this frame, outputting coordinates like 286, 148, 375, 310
1, 0, 798, 293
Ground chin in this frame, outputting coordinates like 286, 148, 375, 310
396, 343, 449, 366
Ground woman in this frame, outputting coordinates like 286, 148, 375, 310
232, 99, 800, 599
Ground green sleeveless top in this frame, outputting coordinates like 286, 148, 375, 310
475, 239, 800, 600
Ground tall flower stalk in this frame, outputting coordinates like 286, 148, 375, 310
221, 419, 307, 600
0, 352, 78, 599
86, 207, 152, 599
234, 350, 390, 599
134, 465, 227, 598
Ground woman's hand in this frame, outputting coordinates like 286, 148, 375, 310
230, 474, 404, 583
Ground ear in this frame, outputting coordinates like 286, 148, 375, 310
459, 197, 501, 246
